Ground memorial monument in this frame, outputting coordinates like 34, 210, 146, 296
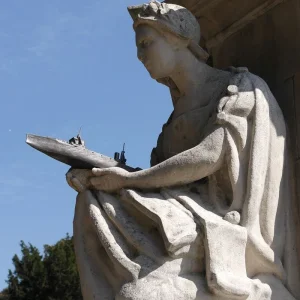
58, 2, 300, 299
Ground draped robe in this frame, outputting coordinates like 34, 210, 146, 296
73, 67, 300, 300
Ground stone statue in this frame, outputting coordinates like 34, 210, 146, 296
66, 2, 300, 299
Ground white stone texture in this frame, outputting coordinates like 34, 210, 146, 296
67, 2, 300, 299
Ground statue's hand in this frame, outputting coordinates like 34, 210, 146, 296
66, 168, 94, 193
90, 167, 130, 192
66, 167, 131, 193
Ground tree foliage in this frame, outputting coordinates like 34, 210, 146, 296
2, 234, 82, 300
0, 288, 9, 300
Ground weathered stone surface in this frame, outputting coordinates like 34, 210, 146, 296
67, 2, 300, 299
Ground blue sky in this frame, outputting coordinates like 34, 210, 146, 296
0, 0, 172, 289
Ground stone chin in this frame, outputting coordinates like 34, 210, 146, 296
144, 64, 170, 80
144, 65, 159, 80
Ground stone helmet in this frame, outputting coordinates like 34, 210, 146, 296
128, 1, 209, 61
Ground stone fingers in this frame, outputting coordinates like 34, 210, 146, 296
90, 175, 114, 191
66, 172, 85, 192
66, 168, 94, 192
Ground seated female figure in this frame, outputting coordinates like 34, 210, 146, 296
67, 3, 300, 300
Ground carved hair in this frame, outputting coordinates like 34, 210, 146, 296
128, 2, 209, 62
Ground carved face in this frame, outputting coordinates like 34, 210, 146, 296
135, 24, 178, 79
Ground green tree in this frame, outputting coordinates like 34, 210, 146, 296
4, 235, 82, 300
0, 288, 9, 300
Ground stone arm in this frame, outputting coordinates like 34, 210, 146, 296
125, 125, 226, 189
71, 124, 226, 192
